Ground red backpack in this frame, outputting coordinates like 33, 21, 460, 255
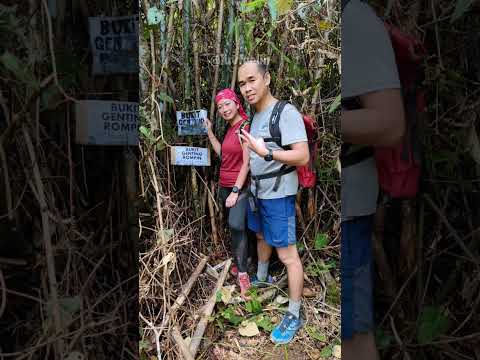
251, 101, 318, 194
341, 0, 426, 198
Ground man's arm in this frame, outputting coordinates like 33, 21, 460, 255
342, 88, 405, 147
239, 129, 309, 166
271, 142, 309, 166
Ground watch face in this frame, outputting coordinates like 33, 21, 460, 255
232, 186, 239, 193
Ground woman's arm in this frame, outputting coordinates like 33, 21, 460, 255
225, 142, 250, 208
204, 118, 222, 156
234, 143, 250, 189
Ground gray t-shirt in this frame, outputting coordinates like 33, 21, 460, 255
341, 0, 400, 221
249, 102, 307, 199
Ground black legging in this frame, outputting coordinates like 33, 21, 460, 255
218, 186, 249, 273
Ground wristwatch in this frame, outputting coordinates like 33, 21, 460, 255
264, 148, 274, 162
232, 186, 240, 193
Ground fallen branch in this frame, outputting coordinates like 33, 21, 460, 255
171, 326, 195, 360
159, 255, 209, 337
189, 258, 232, 358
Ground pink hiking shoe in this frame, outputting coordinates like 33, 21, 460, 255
238, 272, 251, 296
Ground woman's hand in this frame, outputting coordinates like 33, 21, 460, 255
204, 118, 213, 132
225, 192, 239, 208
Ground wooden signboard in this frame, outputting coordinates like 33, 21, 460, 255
170, 146, 211, 166
176, 109, 208, 136
88, 15, 139, 75
75, 100, 139, 146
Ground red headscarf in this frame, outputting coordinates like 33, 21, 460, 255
215, 88, 248, 121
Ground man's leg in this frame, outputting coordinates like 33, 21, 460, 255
276, 245, 303, 315
276, 245, 303, 300
255, 232, 272, 281
246, 198, 272, 282
343, 333, 380, 360
341, 216, 379, 360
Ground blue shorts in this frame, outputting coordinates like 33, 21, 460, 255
341, 215, 374, 340
247, 195, 296, 248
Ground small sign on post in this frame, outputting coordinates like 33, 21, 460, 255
176, 109, 208, 136
88, 15, 139, 75
75, 100, 139, 146
171, 146, 211, 166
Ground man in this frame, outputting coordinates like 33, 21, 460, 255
237, 60, 309, 344
341, 1, 405, 359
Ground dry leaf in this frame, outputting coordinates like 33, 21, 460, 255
303, 287, 316, 297
275, 295, 289, 304
238, 321, 259, 337
220, 285, 235, 304
64, 352, 85, 360
333, 345, 341, 358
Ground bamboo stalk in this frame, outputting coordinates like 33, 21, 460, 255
189, 259, 231, 357
209, 0, 225, 119
208, 181, 219, 248
22, 126, 64, 357
0, 144, 13, 221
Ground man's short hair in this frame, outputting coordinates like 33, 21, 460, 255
240, 59, 269, 75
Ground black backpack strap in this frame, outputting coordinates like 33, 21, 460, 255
252, 101, 295, 194
264, 100, 288, 148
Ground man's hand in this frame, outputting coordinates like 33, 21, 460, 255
239, 129, 269, 157
225, 192, 239, 208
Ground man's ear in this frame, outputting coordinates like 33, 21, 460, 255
264, 71, 271, 87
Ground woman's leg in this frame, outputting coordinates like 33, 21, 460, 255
228, 193, 249, 273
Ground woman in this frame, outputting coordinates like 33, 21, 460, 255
204, 88, 251, 295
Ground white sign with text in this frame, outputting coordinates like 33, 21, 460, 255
88, 15, 139, 74
171, 146, 211, 166
75, 100, 139, 146
176, 109, 208, 136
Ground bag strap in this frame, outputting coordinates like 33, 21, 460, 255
264, 100, 288, 148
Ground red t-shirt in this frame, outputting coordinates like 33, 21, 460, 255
219, 120, 250, 187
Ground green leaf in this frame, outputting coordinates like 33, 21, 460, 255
240, 0, 266, 13
254, 315, 275, 332
139, 125, 151, 138
417, 306, 449, 344
320, 345, 332, 358
450, 0, 475, 23
215, 290, 222, 303
0, 52, 39, 89
314, 233, 329, 250
375, 329, 393, 349
158, 92, 174, 104
305, 325, 326, 342
328, 93, 341, 113
245, 299, 262, 314
221, 307, 243, 325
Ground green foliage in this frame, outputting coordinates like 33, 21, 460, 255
314, 233, 329, 250
305, 325, 327, 342
417, 306, 449, 344
451, 0, 475, 23
326, 281, 340, 307
0, 52, 39, 89
306, 260, 337, 277
245, 298, 262, 314
375, 328, 393, 349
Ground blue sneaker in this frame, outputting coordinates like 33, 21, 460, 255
250, 274, 275, 288
270, 311, 303, 344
